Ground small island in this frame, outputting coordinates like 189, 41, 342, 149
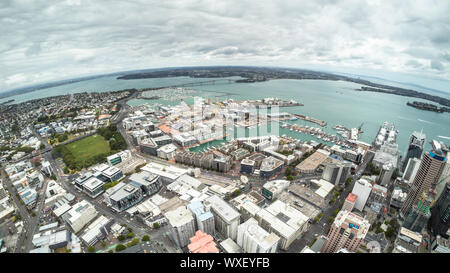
406, 101, 450, 113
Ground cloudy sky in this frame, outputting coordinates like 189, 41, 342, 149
1, 0, 450, 92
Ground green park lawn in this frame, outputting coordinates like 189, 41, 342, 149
66, 134, 111, 162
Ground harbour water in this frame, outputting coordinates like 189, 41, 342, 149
2, 75, 450, 154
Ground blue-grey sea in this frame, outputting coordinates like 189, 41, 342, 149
2, 75, 450, 154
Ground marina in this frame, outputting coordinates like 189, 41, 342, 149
281, 122, 354, 149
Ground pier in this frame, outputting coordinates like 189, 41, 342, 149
293, 114, 327, 126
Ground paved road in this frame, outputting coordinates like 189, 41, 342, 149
285, 151, 374, 252
0, 169, 33, 253
22, 178, 51, 252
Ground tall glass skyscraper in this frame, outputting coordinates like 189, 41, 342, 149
429, 182, 450, 238
400, 140, 447, 218
402, 131, 426, 173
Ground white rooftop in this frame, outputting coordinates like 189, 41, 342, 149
164, 205, 194, 228
204, 195, 240, 223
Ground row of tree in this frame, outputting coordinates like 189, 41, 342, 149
97, 124, 127, 151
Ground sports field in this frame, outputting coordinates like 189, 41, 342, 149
66, 134, 110, 162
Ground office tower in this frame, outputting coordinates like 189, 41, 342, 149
165, 205, 196, 248
187, 201, 215, 236
254, 200, 309, 250
402, 190, 434, 233
429, 182, 450, 238
402, 131, 426, 172
402, 157, 421, 183
400, 141, 447, 218
204, 195, 241, 241
321, 210, 370, 253
351, 179, 373, 211
435, 158, 450, 198
322, 162, 351, 187
236, 217, 280, 253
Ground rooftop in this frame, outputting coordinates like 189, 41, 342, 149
165, 205, 194, 228
346, 193, 358, 203
220, 238, 243, 253
187, 230, 218, 253
204, 195, 240, 223
296, 149, 330, 172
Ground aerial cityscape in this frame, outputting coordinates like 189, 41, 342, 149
0, 0, 449, 264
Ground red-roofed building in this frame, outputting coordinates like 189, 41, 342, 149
187, 230, 219, 253
342, 193, 358, 212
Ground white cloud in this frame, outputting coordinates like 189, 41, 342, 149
1, 0, 450, 91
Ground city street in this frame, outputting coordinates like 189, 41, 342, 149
286, 151, 373, 252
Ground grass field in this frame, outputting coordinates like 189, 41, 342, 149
66, 134, 111, 162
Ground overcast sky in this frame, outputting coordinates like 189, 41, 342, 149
1, 0, 450, 92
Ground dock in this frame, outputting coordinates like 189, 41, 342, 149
293, 114, 327, 126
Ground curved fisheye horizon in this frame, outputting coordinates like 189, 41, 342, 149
2, 0, 450, 92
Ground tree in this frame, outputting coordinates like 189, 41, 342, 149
153, 223, 160, 229
142, 235, 150, 242
117, 235, 125, 242
286, 175, 294, 181
333, 208, 340, 216
285, 167, 292, 176
87, 246, 96, 253
345, 177, 352, 187
328, 216, 335, 223
385, 227, 396, 239
135, 163, 146, 173
127, 232, 135, 238
376, 227, 384, 234
115, 244, 126, 252
50, 174, 56, 180
127, 238, 140, 247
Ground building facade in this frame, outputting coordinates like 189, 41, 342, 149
400, 141, 447, 218
402, 131, 426, 172
321, 210, 370, 253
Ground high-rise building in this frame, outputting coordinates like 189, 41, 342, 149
435, 158, 450, 198
429, 182, 450, 238
402, 157, 421, 183
402, 190, 434, 233
351, 179, 373, 211
321, 210, 370, 253
400, 141, 448, 218
165, 205, 196, 248
187, 201, 215, 236
236, 217, 280, 253
402, 131, 426, 172
254, 200, 309, 250
204, 195, 240, 241
322, 162, 351, 187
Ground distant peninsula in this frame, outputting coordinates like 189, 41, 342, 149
407, 101, 450, 113
116, 66, 450, 108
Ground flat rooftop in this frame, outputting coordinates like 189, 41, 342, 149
165, 205, 194, 228
83, 177, 104, 191
204, 195, 240, 223
346, 193, 358, 203
296, 149, 330, 172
